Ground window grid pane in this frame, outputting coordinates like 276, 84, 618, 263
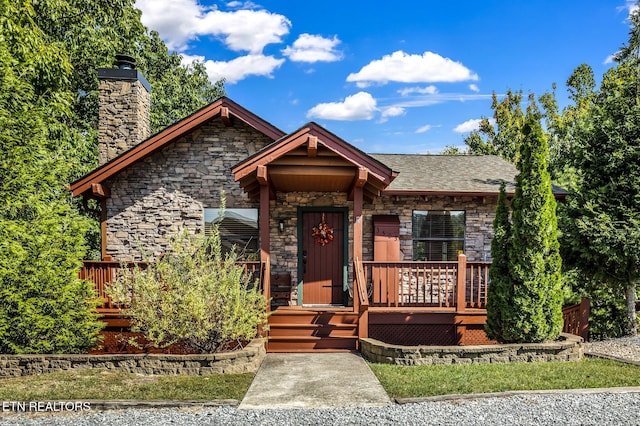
412, 211, 465, 261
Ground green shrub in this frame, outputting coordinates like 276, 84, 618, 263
485, 182, 513, 342
108, 221, 268, 353
0, 211, 103, 354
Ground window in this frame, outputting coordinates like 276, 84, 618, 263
204, 208, 259, 259
412, 211, 465, 261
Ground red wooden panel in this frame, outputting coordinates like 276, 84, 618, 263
302, 211, 344, 305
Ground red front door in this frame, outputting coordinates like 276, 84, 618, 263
301, 211, 344, 305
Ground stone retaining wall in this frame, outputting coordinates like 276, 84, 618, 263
0, 339, 265, 377
361, 333, 583, 365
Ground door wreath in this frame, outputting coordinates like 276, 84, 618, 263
311, 213, 334, 246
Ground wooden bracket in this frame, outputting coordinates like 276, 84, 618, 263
91, 183, 111, 198
221, 107, 232, 127
257, 165, 268, 185
307, 136, 318, 157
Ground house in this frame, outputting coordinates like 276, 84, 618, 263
71, 58, 568, 352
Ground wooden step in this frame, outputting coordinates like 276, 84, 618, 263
266, 307, 360, 352
268, 310, 358, 326
269, 323, 357, 338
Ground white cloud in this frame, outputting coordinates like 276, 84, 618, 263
469, 84, 480, 92
283, 34, 342, 62
415, 124, 432, 134
307, 92, 378, 121
137, 0, 290, 53
453, 118, 495, 133
379, 106, 406, 123
398, 85, 438, 96
621, 0, 639, 17
604, 54, 616, 64
183, 54, 285, 84
346, 50, 479, 87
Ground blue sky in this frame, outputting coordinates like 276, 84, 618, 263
136, 0, 635, 154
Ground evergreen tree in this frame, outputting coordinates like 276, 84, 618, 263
563, 58, 640, 336
485, 182, 513, 342
503, 111, 563, 343
0, 0, 102, 353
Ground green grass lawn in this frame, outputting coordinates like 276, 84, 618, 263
0, 369, 254, 401
3, 358, 640, 402
369, 358, 640, 398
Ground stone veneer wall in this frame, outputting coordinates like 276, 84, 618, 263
105, 119, 272, 260
98, 78, 151, 166
0, 340, 265, 377
361, 333, 583, 365
363, 195, 497, 262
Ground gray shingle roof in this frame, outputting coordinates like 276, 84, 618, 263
369, 154, 567, 196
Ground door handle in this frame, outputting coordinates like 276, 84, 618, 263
302, 250, 307, 274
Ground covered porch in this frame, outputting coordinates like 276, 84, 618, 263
80, 256, 589, 352
79, 255, 493, 351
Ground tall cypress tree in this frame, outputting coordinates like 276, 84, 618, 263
485, 182, 513, 342
503, 112, 563, 343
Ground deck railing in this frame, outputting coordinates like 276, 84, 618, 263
80, 260, 265, 311
562, 297, 590, 342
362, 254, 490, 310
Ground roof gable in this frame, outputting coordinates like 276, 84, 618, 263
70, 97, 285, 197
232, 123, 397, 201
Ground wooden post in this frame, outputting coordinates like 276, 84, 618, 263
354, 258, 369, 340
580, 297, 590, 342
456, 253, 467, 313
259, 178, 271, 305
353, 186, 363, 264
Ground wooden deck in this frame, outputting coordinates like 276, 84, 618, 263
80, 255, 589, 352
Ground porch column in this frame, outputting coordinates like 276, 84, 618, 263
352, 168, 366, 262
353, 185, 363, 263
258, 166, 271, 304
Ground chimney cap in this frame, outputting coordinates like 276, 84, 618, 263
115, 54, 136, 70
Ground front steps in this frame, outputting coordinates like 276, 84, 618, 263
267, 307, 359, 352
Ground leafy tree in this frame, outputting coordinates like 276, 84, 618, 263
485, 182, 513, 342
439, 145, 467, 155
538, 65, 596, 190
562, 57, 640, 336
108, 196, 268, 352
137, 31, 225, 132
490, 111, 563, 343
0, 0, 103, 353
464, 89, 526, 163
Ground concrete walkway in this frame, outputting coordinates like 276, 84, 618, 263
239, 353, 391, 409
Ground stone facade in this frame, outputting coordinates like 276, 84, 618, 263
364, 195, 497, 262
0, 340, 265, 377
100, 111, 499, 288
104, 119, 272, 260
98, 77, 151, 166
360, 333, 583, 365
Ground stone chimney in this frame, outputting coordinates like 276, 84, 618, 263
97, 54, 151, 165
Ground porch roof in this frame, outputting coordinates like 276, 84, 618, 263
370, 154, 569, 198
232, 123, 397, 201
69, 97, 285, 198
